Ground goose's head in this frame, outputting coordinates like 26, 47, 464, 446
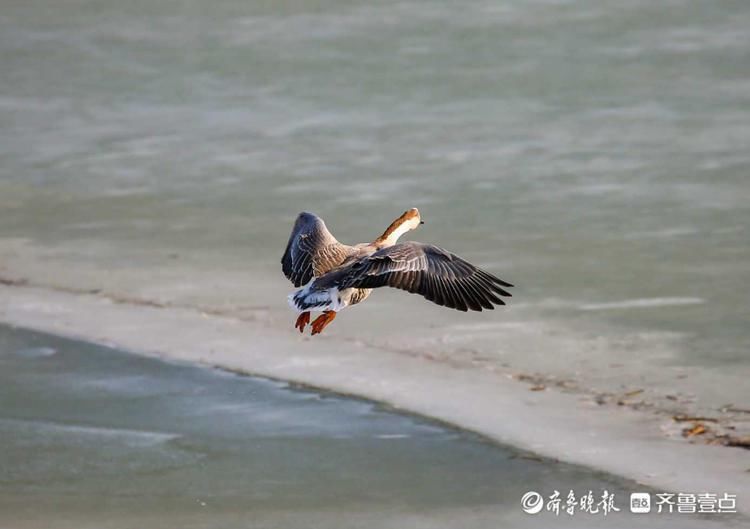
376, 208, 424, 246
400, 207, 424, 230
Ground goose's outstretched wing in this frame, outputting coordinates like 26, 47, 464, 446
332, 242, 513, 312
281, 212, 354, 287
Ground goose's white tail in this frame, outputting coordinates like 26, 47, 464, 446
288, 285, 346, 313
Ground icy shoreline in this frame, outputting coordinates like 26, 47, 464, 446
1, 283, 748, 516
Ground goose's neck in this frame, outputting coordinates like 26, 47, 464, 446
374, 218, 410, 247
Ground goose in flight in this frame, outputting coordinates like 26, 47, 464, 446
282, 208, 513, 335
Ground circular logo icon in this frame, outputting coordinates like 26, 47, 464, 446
521, 491, 544, 514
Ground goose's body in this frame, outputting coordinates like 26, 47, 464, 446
282, 208, 513, 335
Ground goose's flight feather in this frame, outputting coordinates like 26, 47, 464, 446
321, 242, 513, 312
281, 212, 354, 287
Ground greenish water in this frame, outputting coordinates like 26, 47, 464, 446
0, 324, 743, 529
0, 0, 748, 475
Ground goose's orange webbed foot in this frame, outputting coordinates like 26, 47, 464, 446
295, 312, 310, 333
310, 311, 336, 335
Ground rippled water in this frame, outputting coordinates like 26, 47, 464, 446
0, 1, 748, 422
2, 324, 744, 529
